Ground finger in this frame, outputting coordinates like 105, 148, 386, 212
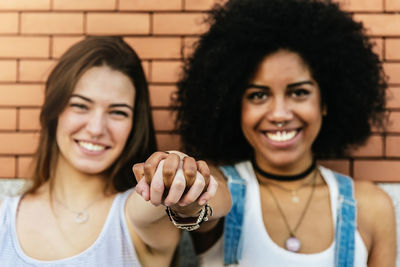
150, 160, 165, 206
196, 160, 211, 192
132, 163, 145, 184
179, 171, 206, 206
182, 157, 197, 190
198, 175, 218, 206
164, 168, 186, 206
162, 153, 181, 190
136, 178, 150, 201
144, 151, 169, 185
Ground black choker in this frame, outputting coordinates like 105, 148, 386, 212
252, 158, 316, 181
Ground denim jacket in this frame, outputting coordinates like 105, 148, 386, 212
220, 165, 356, 267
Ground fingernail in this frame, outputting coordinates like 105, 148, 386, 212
179, 201, 187, 206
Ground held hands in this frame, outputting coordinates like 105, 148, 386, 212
132, 151, 218, 209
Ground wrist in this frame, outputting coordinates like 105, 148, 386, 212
166, 204, 213, 231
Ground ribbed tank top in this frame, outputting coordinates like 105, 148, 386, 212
0, 188, 141, 267
199, 162, 368, 267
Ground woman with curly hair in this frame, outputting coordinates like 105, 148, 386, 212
174, 0, 396, 266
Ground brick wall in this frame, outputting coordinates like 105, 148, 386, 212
0, 0, 398, 181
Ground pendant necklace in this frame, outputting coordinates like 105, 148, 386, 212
264, 169, 318, 253
53, 194, 104, 224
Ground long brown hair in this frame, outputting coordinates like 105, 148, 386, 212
28, 36, 156, 193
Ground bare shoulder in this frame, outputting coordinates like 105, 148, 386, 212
354, 180, 394, 214
354, 180, 396, 257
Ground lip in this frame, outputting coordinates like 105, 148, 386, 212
74, 139, 111, 155
260, 127, 302, 148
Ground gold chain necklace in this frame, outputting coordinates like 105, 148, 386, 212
261, 178, 314, 203
264, 169, 318, 252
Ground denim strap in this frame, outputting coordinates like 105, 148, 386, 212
220, 165, 247, 265
334, 172, 356, 267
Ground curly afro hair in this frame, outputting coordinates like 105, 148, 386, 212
176, 0, 387, 165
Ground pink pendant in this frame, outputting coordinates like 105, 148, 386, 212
285, 236, 301, 252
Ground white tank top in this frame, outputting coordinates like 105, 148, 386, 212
199, 162, 368, 267
0, 188, 142, 266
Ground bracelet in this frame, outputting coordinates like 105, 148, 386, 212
166, 204, 213, 231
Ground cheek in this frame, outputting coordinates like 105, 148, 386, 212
110, 120, 133, 146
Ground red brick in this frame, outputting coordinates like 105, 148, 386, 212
386, 112, 400, 133
185, 0, 226, 10
0, 37, 49, 58
384, 63, 400, 84
119, 0, 181, 10
317, 160, 350, 176
0, 157, 16, 178
0, 13, 18, 34
354, 14, 400, 37
149, 85, 177, 107
86, 13, 150, 35
53, 0, 115, 10
386, 0, 400, 11
19, 60, 56, 82
124, 37, 181, 60
0, 109, 17, 130
349, 135, 383, 157
0, 85, 44, 107
354, 160, 400, 181
52, 36, 84, 59
183, 37, 199, 58
153, 13, 208, 35
21, 12, 83, 34
0, 133, 39, 154
19, 108, 41, 131
386, 87, 400, 109
336, 0, 383, 12
385, 39, 400, 60
386, 136, 400, 157
0, 0, 50, 10
156, 134, 181, 151
151, 61, 182, 83
152, 110, 176, 131
17, 156, 34, 178
0, 60, 17, 82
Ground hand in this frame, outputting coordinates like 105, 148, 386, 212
133, 151, 218, 207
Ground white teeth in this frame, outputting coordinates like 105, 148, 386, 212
78, 141, 106, 152
266, 130, 297, 142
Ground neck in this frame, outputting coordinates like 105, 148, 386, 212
51, 155, 111, 208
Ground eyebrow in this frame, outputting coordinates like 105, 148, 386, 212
70, 94, 134, 110
248, 80, 315, 90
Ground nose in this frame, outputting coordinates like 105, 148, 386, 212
86, 109, 106, 138
267, 96, 293, 123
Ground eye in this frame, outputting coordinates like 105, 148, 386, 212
290, 88, 310, 98
70, 103, 88, 110
247, 91, 268, 101
110, 110, 129, 118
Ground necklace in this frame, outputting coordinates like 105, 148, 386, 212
260, 178, 314, 203
53, 194, 104, 224
252, 158, 316, 181
264, 169, 318, 252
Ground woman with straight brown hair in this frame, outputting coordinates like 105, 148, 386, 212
0, 36, 216, 267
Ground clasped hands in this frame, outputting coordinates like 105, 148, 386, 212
133, 151, 218, 216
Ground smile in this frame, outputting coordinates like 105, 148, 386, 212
265, 130, 298, 142
77, 141, 107, 152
